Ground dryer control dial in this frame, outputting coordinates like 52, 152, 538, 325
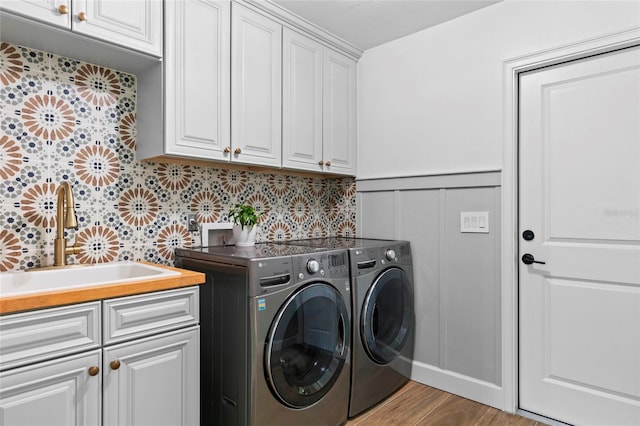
385, 249, 396, 261
306, 259, 320, 274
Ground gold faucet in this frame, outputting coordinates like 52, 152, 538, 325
54, 182, 81, 266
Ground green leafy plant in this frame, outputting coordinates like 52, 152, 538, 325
228, 204, 264, 229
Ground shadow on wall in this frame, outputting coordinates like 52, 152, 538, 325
0, 42, 356, 272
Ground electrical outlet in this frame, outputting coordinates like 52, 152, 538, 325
186, 213, 199, 232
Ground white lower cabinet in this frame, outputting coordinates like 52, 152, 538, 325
103, 327, 199, 426
0, 287, 200, 426
0, 350, 102, 426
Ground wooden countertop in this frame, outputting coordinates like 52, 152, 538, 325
0, 262, 205, 315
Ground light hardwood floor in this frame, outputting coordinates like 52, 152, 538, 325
346, 381, 545, 426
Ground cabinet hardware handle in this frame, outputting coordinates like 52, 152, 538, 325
224, 146, 231, 154
77, 11, 87, 21
318, 161, 324, 166
110, 360, 121, 370
58, 4, 68, 14
234, 148, 242, 155
325, 161, 331, 167
88, 366, 100, 376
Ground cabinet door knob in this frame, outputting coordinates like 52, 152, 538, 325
318, 161, 324, 166
110, 360, 121, 370
325, 161, 331, 167
88, 366, 100, 376
223, 146, 231, 154
234, 148, 242, 155
58, 4, 69, 14
77, 11, 87, 21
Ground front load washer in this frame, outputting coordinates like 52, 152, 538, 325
175, 243, 351, 426
283, 238, 415, 417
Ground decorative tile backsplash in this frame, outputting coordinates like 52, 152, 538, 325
0, 42, 356, 272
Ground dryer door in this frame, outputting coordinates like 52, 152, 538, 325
361, 267, 413, 364
265, 283, 350, 408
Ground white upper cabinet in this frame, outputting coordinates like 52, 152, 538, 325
164, 0, 230, 160
282, 28, 324, 172
72, 0, 162, 57
0, 0, 162, 56
282, 28, 357, 175
0, 0, 70, 27
323, 48, 357, 175
231, 3, 282, 168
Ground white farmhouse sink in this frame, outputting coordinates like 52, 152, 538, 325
0, 262, 180, 297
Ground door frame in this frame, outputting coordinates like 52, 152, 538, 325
500, 27, 640, 413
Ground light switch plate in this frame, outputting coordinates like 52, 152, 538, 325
460, 211, 489, 233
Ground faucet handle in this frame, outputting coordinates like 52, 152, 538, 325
65, 240, 81, 256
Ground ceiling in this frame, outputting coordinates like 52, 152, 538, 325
272, 0, 501, 51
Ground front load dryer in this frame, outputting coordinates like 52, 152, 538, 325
348, 240, 414, 417
175, 243, 351, 426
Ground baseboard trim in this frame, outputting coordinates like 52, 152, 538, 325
411, 360, 504, 410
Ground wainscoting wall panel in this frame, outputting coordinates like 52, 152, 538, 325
356, 171, 502, 408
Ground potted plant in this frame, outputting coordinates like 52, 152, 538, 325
228, 203, 263, 246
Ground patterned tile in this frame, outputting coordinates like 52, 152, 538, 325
0, 42, 356, 272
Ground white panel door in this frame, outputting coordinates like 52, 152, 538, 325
0, 350, 101, 426
0, 0, 70, 28
231, 3, 282, 167
323, 48, 356, 175
72, 0, 162, 56
282, 28, 323, 172
519, 46, 640, 426
164, 0, 230, 160
103, 327, 200, 426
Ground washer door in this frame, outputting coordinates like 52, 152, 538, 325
361, 267, 413, 364
265, 283, 350, 408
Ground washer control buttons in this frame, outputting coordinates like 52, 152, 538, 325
385, 249, 396, 261
306, 259, 320, 274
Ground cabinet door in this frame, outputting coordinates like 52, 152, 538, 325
71, 0, 162, 56
323, 49, 357, 175
282, 28, 323, 172
0, 350, 102, 426
0, 0, 70, 28
103, 327, 200, 426
231, 3, 282, 167
164, 0, 230, 160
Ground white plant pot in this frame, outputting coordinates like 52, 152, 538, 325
233, 224, 257, 247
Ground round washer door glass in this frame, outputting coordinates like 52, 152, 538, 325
265, 283, 350, 408
361, 267, 413, 364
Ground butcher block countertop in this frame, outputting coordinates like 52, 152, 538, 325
0, 262, 205, 315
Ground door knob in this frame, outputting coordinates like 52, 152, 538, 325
522, 253, 545, 265
110, 360, 121, 370
234, 148, 241, 155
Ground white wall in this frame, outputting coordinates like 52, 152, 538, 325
357, 0, 640, 179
